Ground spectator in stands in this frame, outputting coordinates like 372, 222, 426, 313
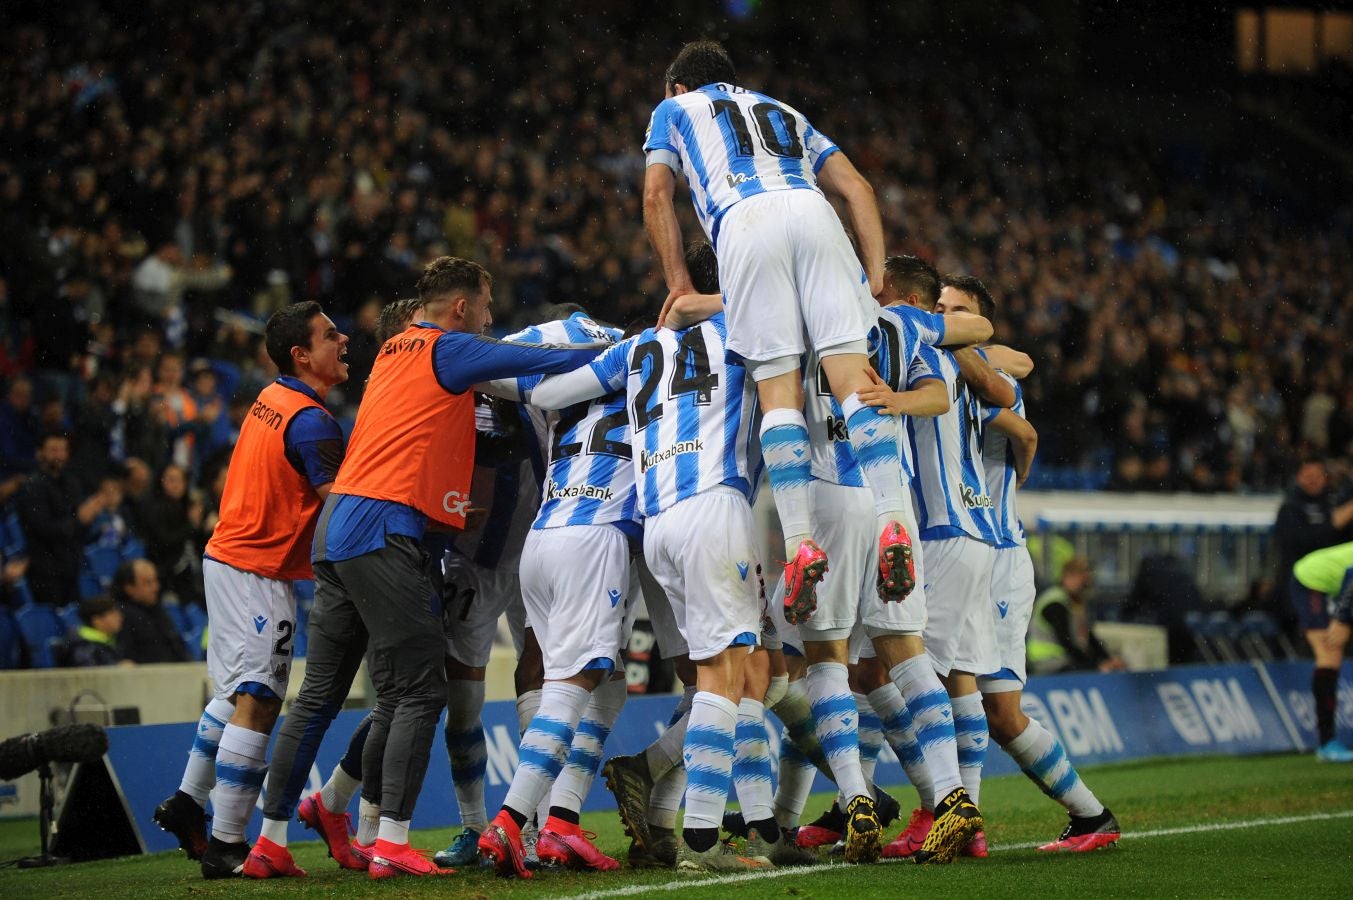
17, 433, 110, 606
1272, 458, 1353, 632
113, 558, 188, 664
1027, 557, 1125, 675
0, 376, 37, 477
138, 463, 206, 606
62, 595, 131, 668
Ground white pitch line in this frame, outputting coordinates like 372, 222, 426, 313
563, 809, 1353, 900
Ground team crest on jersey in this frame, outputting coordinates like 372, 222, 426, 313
736, 560, 750, 581
997, 600, 1009, 618
607, 589, 622, 608
253, 614, 268, 634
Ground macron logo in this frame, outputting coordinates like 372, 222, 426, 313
253, 615, 268, 634
736, 561, 750, 581
608, 589, 622, 608
997, 601, 1009, 619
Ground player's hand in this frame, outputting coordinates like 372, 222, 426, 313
868, 269, 884, 299
657, 284, 696, 329
856, 367, 901, 415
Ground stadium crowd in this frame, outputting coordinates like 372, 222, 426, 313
0, 1, 1350, 885
1, 0, 1351, 619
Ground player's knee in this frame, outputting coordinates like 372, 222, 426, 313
232, 690, 283, 732
982, 697, 1028, 746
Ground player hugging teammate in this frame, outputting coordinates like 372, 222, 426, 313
153, 38, 1119, 882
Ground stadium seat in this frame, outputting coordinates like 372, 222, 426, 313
183, 604, 208, 633
0, 608, 24, 668
1238, 610, 1300, 662
183, 626, 206, 662
1184, 610, 1218, 664
78, 572, 104, 600
293, 602, 309, 659
208, 360, 242, 400
1, 509, 26, 557
15, 604, 66, 668
1201, 610, 1242, 662
83, 544, 124, 591
57, 604, 81, 634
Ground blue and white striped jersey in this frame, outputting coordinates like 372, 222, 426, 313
589, 314, 762, 517
808, 305, 947, 486
907, 346, 1000, 544
504, 315, 639, 532
644, 83, 840, 243
981, 373, 1026, 549
507, 313, 623, 463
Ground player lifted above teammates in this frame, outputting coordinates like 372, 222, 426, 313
642, 43, 916, 646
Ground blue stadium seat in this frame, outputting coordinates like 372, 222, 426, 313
1, 509, 26, 557
208, 360, 242, 400
293, 602, 309, 659
164, 604, 190, 634
79, 572, 104, 600
56, 604, 81, 634
0, 608, 23, 668
15, 604, 65, 668
183, 604, 208, 633
183, 625, 206, 662
84, 544, 124, 591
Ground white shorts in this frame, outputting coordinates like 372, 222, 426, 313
203, 558, 297, 700
717, 191, 875, 365
799, 481, 874, 641
922, 537, 998, 677
644, 488, 761, 661
442, 553, 520, 668
640, 555, 690, 659
520, 525, 631, 680
978, 545, 1038, 693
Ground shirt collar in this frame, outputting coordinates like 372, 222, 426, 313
275, 375, 325, 407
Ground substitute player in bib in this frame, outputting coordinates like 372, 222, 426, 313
643, 41, 916, 647
154, 302, 349, 878
525, 248, 770, 873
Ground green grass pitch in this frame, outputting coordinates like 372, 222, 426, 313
1, 753, 1349, 898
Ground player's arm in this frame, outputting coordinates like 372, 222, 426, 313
434, 332, 601, 393
644, 164, 695, 325
856, 369, 949, 417
283, 408, 345, 501
953, 347, 1016, 408
816, 152, 884, 297
938, 312, 993, 348
989, 409, 1038, 487
983, 344, 1035, 378
528, 339, 631, 410
663, 292, 723, 330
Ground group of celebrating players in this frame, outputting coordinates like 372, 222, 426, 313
148, 40, 1121, 880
